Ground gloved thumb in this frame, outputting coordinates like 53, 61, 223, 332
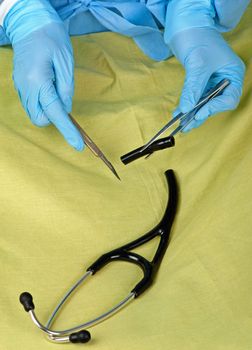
40, 82, 85, 151
178, 53, 211, 114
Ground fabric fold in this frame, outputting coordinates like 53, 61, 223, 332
52, 0, 172, 61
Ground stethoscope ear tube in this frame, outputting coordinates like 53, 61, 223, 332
121, 136, 175, 165
69, 330, 91, 343
19, 288, 92, 344
20, 292, 35, 312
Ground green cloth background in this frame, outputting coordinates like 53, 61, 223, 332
0, 6, 252, 350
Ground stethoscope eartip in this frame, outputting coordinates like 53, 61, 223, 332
69, 330, 91, 344
19, 292, 35, 312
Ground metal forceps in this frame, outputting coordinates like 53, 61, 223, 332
141, 79, 230, 153
19, 169, 178, 344
68, 114, 120, 180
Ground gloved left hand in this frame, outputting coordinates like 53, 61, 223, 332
3, 0, 84, 151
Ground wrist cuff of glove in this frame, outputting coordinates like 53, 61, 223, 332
0, 0, 19, 26
3, 0, 62, 45
164, 0, 216, 44
0, 25, 10, 45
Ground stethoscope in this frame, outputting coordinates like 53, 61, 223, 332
19, 169, 178, 344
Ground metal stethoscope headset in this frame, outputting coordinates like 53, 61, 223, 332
20, 169, 178, 344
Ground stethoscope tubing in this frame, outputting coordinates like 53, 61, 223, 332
19, 169, 178, 344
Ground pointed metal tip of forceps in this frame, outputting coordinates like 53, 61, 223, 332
112, 166, 121, 181
144, 153, 152, 159
139, 141, 153, 154
140, 112, 185, 153
68, 113, 121, 181
114, 171, 121, 181
102, 156, 121, 180
105, 161, 121, 181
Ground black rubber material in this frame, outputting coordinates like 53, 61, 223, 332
87, 169, 178, 297
19, 292, 35, 312
121, 136, 175, 165
69, 330, 91, 343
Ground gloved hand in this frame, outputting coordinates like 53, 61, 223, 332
164, 0, 245, 132
3, 0, 84, 151
0, 26, 10, 46
169, 28, 245, 132
213, 0, 251, 31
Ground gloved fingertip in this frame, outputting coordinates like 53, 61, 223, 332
63, 97, 73, 114
41, 93, 85, 151
194, 108, 209, 122
179, 99, 195, 114
31, 111, 51, 127
181, 125, 193, 133
67, 135, 85, 152
172, 107, 181, 118
181, 120, 194, 132
181, 127, 190, 133
181, 118, 203, 132
75, 141, 85, 152
194, 98, 224, 121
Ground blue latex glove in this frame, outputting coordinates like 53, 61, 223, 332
0, 26, 10, 46
169, 28, 245, 132
3, 0, 84, 151
213, 0, 251, 31
165, 1, 245, 132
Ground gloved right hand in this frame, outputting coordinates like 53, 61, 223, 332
3, 0, 84, 151
164, 0, 246, 132
168, 27, 245, 132
213, 0, 251, 31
